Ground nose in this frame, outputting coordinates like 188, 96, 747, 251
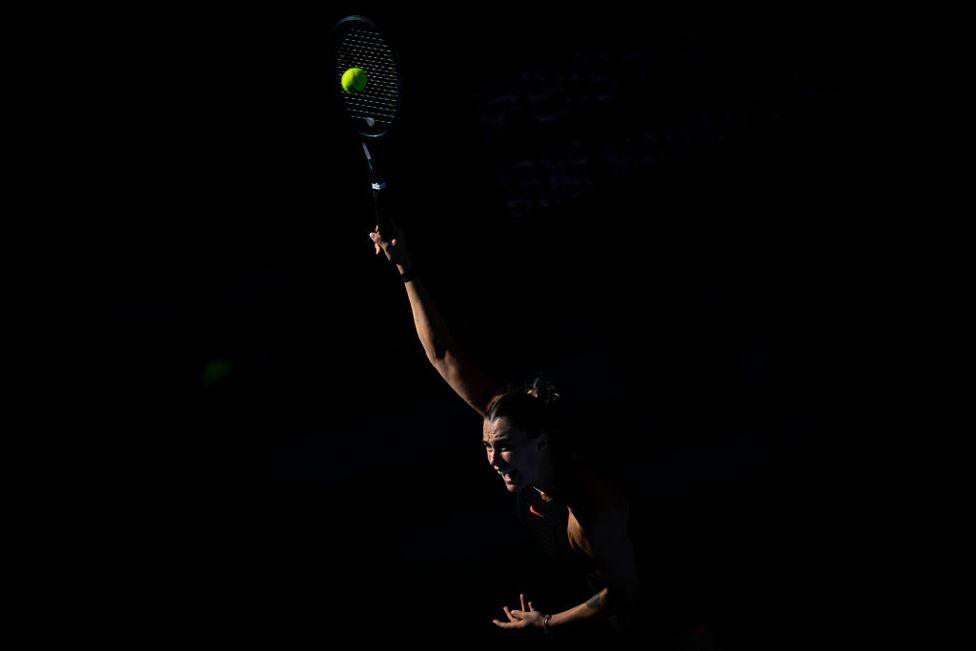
487, 447, 505, 470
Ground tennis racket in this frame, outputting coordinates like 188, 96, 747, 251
329, 15, 402, 242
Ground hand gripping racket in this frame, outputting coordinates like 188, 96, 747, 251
329, 15, 402, 242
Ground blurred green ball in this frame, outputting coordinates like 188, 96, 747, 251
341, 67, 368, 93
203, 360, 233, 387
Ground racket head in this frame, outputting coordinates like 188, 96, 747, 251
329, 15, 402, 140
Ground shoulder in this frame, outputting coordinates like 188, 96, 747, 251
567, 465, 630, 530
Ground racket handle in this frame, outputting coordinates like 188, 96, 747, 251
362, 141, 396, 240
371, 182, 396, 242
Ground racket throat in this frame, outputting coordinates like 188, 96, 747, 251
361, 141, 395, 236
361, 142, 388, 189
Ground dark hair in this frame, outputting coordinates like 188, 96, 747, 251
486, 373, 568, 445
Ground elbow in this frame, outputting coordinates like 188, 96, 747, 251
607, 585, 641, 621
426, 336, 452, 364
428, 349, 453, 376
603, 589, 641, 636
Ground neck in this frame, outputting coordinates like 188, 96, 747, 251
534, 453, 587, 505
531, 455, 567, 502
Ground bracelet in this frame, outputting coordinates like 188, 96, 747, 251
400, 267, 418, 283
543, 613, 552, 636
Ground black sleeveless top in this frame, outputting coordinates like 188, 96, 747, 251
515, 475, 710, 640
515, 486, 606, 596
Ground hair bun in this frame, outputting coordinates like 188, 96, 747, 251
485, 373, 567, 442
526, 375, 561, 406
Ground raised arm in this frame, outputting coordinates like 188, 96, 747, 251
370, 222, 498, 417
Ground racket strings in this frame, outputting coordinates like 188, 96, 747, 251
336, 52, 397, 96
339, 40, 398, 85
336, 27, 399, 130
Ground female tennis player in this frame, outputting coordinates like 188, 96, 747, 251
369, 221, 642, 639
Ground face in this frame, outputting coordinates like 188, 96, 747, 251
482, 416, 548, 493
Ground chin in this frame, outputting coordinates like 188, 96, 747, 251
500, 470, 522, 492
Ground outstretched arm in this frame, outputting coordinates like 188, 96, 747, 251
370, 223, 498, 417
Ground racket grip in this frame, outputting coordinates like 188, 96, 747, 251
371, 182, 396, 242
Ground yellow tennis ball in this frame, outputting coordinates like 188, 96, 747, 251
341, 67, 368, 93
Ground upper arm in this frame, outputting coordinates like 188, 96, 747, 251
437, 350, 498, 418
589, 509, 641, 611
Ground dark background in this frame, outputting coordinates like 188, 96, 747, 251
96, 4, 960, 647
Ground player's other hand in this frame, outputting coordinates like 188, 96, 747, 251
492, 593, 545, 631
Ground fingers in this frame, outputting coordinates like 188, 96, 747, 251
368, 230, 395, 259
496, 602, 531, 630
369, 231, 394, 248
520, 593, 527, 612
528, 601, 536, 612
